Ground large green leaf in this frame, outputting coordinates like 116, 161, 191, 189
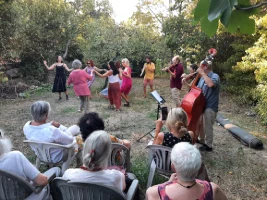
194, 0, 210, 21
208, 0, 237, 26
200, 14, 219, 37
227, 10, 255, 34
238, 0, 251, 6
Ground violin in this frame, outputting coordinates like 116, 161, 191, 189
161, 63, 176, 72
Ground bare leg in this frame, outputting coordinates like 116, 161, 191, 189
64, 91, 69, 100
149, 85, 154, 92
58, 92, 62, 101
121, 93, 129, 103
143, 85, 146, 98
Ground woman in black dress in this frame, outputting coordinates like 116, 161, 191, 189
43, 56, 73, 101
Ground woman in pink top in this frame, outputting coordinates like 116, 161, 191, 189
68, 59, 92, 113
120, 58, 132, 107
146, 142, 228, 200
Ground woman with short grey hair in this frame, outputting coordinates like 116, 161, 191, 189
68, 59, 93, 113
63, 130, 126, 192
30, 101, 51, 122
146, 142, 228, 200
23, 100, 80, 163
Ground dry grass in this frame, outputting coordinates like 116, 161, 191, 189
0, 76, 267, 199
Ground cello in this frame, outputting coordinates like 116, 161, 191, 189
181, 48, 217, 143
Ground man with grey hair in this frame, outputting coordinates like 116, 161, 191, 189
0, 130, 61, 200
146, 142, 227, 200
197, 60, 220, 151
23, 101, 80, 163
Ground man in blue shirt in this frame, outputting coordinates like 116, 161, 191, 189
197, 60, 220, 151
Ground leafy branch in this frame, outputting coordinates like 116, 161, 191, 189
235, 1, 267, 11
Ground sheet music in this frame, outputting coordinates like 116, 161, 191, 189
151, 91, 164, 104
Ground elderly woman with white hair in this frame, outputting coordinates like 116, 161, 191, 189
23, 101, 80, 163
119, 58, 132, 107
63, 130, 126, 192
67, 59, 93, 113
146, 142, 228, 200
0, 131, 61, 200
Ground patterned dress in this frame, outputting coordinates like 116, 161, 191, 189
158, 179, 213, 200
162, 132, 192, 148
52, 65, 66, 92
85, 66, 95, 87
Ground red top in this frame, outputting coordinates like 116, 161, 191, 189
170, 63, 184, 90
158, 179, 213, 200
68, 70, 92, 96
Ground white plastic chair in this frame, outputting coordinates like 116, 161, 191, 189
146, 144, 210, 188
146, 144, 174, 188
0, 169, 55, 200
52, 177, 139, 200
24, 140, 78, 173
109, 143, 131, 172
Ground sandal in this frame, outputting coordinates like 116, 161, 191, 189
108, 105, 115, 109
123, 102, 130, 107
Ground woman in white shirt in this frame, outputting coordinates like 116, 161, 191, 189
94, 61, 122, 111
63, 130, 126, 192
0, 131, 61, 200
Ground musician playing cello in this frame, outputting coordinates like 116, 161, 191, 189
167, 56, 184, 107
196, 60, 220, 151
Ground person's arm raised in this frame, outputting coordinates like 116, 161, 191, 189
94, 66, 107, 72
94, 69, 112, 78
43, 60, 56, 71
153, 118, 164, 145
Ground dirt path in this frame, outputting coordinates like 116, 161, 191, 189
0, 77, 266, 199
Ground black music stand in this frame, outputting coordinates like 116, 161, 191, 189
136, 91, 166, 142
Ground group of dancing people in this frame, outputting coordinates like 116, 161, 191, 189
43, 56, 133, 113
43, 51, 220, 153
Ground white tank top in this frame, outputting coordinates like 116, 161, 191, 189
108, 74, 120, 83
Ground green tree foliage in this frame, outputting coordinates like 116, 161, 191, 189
225, 14, 267, 124
0, 0, 16, 58
193, 0, 267, 36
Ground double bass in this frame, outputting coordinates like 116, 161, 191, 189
181, 48, 217, 143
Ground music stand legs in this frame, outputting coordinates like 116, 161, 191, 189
136, 127, 155, 142
136, 103, 161, 142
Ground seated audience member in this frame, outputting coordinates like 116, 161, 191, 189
63, 130, 126, 192
152, 107, 209, 181
153, 107, 194, 147
23, 101, 80, 163
0, 131, 61, 200
146, 142, 228, 200
78, 112, 131, 149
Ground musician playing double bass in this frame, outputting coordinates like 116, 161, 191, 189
167, 56, 184, 107
196, 60, 220, 151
